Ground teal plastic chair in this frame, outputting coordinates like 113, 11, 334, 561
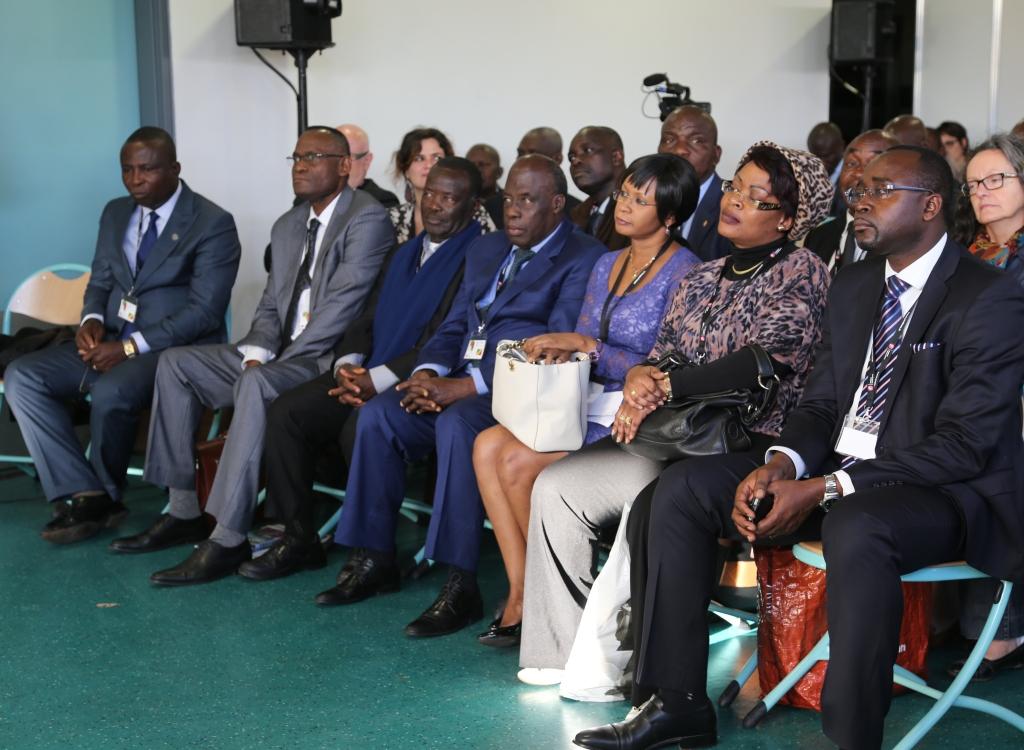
1, 263, 92, 472
719, 541, 1024, 749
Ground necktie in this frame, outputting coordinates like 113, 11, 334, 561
835, 220, 856, 274
586, 206, 603, 235
282, 218, 320, 343
500, 246, 535, 293
840, 275, 911, 467
136, 210, 159, 274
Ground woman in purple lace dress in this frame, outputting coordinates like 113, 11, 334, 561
473, 155, 701, 647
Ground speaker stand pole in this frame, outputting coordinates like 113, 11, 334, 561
861, 63, 875, 132
289, 48, 311, 137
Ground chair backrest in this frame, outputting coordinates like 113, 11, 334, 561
2, 264, 91, 334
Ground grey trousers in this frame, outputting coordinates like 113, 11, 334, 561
520, 436, 665, 669
142, 343, 321, 533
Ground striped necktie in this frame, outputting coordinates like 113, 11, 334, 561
840, 275, 911, 468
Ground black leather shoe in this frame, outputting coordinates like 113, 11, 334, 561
573, 694, 717, 750
315, 551, 400, 606
237, 536, 327, 581
404, 570, 483, 638
150, 539, 252, 587
41, 495, 128, 545
109, 514, 209, 554
947, 641, 1024, 682
477, 615, 522, 648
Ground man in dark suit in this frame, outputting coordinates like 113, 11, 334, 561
236, 157, 486, 581
467, 143, 504, 228
110, 127, 394, 585
803, 129, 898, 273
573, 146, 1024, 750
657, 105, 730, 261
567, 126, 629, 251
517, 127, 583, 211
337, 123, 400, 209
314, 155, 606, 638
5, 127, 241, 544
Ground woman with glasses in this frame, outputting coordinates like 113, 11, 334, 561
518, 142, 833, 691
389, 127, 495, 244
949, 133, 1024, 680
473, 154, 700, 649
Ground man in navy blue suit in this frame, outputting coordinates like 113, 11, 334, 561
657, 105, 730, 261
5, 127, 241, 544
314, 155, 606, 638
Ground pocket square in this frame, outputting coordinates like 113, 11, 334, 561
911, 341, 943, 352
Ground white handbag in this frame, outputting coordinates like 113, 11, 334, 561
491, 339, 591, 452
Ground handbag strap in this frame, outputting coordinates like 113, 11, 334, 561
743, 343, 779, 423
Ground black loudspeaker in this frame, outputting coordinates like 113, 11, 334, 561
830, 0, 895, 63
234, 0, 341, 50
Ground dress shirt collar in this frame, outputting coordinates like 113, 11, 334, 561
137, 179, 182, 232
515, 221, 562, 256
884, 232, 947, 290
593, 195, 611, 215
308, 191, 340, 228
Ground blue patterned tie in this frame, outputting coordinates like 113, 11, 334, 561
136, 210, 159, 273
122, 210, 160, 339
840, 275, 911, 468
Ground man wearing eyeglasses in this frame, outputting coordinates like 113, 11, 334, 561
113, 126, 394, 586
338, 123, 399, 209
804, 129, 898, 274
575, 146, 1024, 750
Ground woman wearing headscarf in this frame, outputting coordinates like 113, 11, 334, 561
518, 142, 834, 691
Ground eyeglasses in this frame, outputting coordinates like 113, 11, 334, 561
844, 184, 933, 205
611, 189, 653, 208
286, 152, 346, 164
721, 180, 781, 211
961, 172, 1019, 196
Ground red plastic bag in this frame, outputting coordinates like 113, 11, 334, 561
755, 546, 932, 711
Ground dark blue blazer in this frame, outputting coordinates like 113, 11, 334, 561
82, 180, 241, 351
686, 174, 731, 262
779, 240, 1024, 583
416, 219, 606, 390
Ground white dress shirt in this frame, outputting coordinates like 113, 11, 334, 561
827, 211, 867, 273
81, 180, 183, 354
768, 233, 948, 496
238, 194, 340, 367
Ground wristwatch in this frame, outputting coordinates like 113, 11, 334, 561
122, 338, 138, 359
819, 473, 841, 513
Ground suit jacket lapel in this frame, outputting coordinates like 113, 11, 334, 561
690, 175, 722, 249
277, 206, 309, 323
878, 240, 958, 429
109, 201, 136, 291
309, 188, 355, 304
133, 182, 196, 289
470, 236, 516, 328
483, 221, 569, 322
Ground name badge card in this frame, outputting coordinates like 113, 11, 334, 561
464, 338, 486, 361
117, 295, 139, 323
835, 414, 879, 461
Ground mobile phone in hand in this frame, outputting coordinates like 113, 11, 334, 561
750, 493, 775, 524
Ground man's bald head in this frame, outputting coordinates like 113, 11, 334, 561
883, 115, 930, 148
517, 127, 565, 164
504, 154, 567, 247
658, 106, 720, 183
807, 122, 845, 174
337, 123, 371, 187
466, 143, 503, 196
838, 129, 898, 196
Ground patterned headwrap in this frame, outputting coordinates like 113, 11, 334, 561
738, 140, 835, 242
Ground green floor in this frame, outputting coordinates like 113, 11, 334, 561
0, 472, 1022, 750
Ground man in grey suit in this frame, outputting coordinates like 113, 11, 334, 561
5, 127, 241, 545
112, 126, 394, 586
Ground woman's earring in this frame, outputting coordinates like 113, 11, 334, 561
664, 225, 671, 236
777, 223, 786, 232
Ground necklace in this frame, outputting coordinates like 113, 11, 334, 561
730, 259, 765, 276
626, 249, 660, 285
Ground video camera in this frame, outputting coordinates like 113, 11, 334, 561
642, 73, 711, 121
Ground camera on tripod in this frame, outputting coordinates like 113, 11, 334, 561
642, 73, 711, 121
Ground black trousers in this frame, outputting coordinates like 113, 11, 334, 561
263, 370, 360, 538
633, 450, 964, 750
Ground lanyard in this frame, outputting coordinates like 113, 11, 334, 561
598, 238, 673, 341
693, 247, 784, 363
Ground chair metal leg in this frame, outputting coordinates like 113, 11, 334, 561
891, 581, 1024, 750
720, 650, 758, 707
744, 632, 830, 728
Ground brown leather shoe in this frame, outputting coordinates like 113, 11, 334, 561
40, 495, 128, 545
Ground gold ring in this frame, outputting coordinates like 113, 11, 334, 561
618, 414, 627, 422
630, 389, 637, 397
624, 416, 633, 425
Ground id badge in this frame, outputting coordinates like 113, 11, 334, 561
464, 338, 486, 361
117, 295, 139, 323
835, 414, 879, 461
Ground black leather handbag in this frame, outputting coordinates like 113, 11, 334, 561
619, 343, 778, 462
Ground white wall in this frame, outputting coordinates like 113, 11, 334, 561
169, 0, 833, 337
917, 0, 1023, 144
